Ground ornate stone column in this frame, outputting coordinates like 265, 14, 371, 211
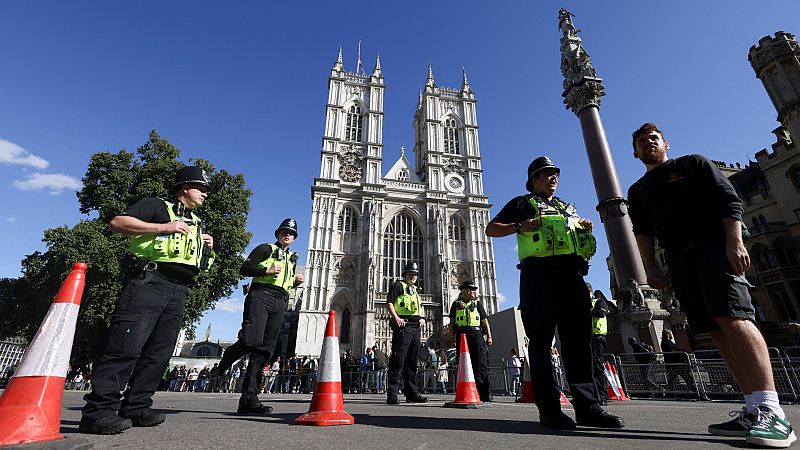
557, 9, 671, 350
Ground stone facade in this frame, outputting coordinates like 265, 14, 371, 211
295, 50, 499, 358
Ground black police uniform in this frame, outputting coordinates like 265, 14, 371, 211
590, 294, 610, 403
82, 167, 210, 431
448, 294, 491, 401
386, 268, 426, 403
218, 219, 299, 413
489, 157, 622, 429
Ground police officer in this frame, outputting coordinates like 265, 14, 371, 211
588, 283, 610, 404
485, 156, 623, 429
448, 280, 494, 402
81, 166, 214, 434
218, 218, 303, 415
386, 261, 428, 404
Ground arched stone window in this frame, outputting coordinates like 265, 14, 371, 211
345, 104, 363, 142
786, 165, 800, 192
767, 283, 797, 321
381, 212, 424, 291
443, 118, 460, 155
752, 244, 779, 271
340, 307, 351, 344
338, 206, 359, 253
448, 215, 468, 261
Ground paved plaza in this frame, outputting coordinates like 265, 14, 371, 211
49, 391, 799, 449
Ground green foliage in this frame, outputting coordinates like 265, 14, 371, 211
1, 131, 252, 364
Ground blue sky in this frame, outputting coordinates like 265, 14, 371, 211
1, 1, 798, 341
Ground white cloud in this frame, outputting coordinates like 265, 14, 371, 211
13, 173, 81, 195
0, 139, 49, 169
215, 297, 244, 313
497, 292, 508, 305
4, 217, 16, 223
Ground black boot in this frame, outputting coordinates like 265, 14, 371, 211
575, 404, 625, 428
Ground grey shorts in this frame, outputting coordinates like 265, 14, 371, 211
666, 241, 756, 334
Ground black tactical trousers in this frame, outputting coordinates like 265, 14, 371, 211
387, 322, 421, 399
455, 329, 491, 400
83, 271, 188, 420
518, 259, 600, 414
591, 334, 608, 402
222, 287, 286, 406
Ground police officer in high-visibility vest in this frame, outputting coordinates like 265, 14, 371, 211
588, 283, 610, 404
448, 280, 494, 402
218, 218, 304, 415
486, 156, 623, 430
386, 261, 428, 404
81, 166, 215, 435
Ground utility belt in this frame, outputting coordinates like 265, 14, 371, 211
517, 254, 589, 276
455, 326, 482, 333
120, 252, 195, 286
246, 282, 289, 299
398, 317, 420, 327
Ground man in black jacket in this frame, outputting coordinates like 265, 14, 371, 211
628, 123, 794, 446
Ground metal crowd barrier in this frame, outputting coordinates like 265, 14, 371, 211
614, 347, 798, 403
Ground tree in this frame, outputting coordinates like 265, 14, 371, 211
0, 131, 252, 364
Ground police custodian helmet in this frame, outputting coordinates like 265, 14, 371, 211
173, 165, 210, 189
402, 261, 419, 275
458, 280, 478, 291
525, 156, 560, 192
275, 218, 298, 238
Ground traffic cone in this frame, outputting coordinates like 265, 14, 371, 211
444, 333, 484, 409
515, 358, 535, 403
559, 390, 571, 405
0, 262, 87, 446
605, 362, 623, 401
294, 310, 354, 426
609, 364, 631, 401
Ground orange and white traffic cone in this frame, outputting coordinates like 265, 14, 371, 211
515, 358, 535, 403
610, 363, 631, 401
294, 310, 354, 426
0, 262, 87, 446
605, 362, 623, 402
444, 333, 483, 409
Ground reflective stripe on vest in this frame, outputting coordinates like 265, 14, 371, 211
394, 281, 421, 316
454, 299, 481, 327
592, 299, 608, 336
516, 196, 597, 261
252, 244, 297, 293
128, 199, 211, 269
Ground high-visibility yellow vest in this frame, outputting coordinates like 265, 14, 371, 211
252, 244, 298, 293
592, 299, 608, 336
454, 298, 481, 327
516, 196, 596, 261
394, 281, 422, 316
128, 199, 214, 270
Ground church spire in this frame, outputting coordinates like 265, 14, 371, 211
426, 63, 436, 88
333, 47, 344, 71
372, 53, 382, 77
461, 66, 471, 93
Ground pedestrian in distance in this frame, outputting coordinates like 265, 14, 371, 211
628, 123, 795, 447
80, 166, 215, 435
486, 156, 624, 430
217, 218, 304, 415
448, 280, 494, 402
507, 348, 522, 396
385, 261, 429, 404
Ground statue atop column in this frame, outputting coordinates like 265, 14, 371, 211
558, 8, 604, 113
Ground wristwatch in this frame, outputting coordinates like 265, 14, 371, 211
513, 222, 522, 234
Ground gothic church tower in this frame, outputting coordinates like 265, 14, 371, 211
295, 50, 498, 357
